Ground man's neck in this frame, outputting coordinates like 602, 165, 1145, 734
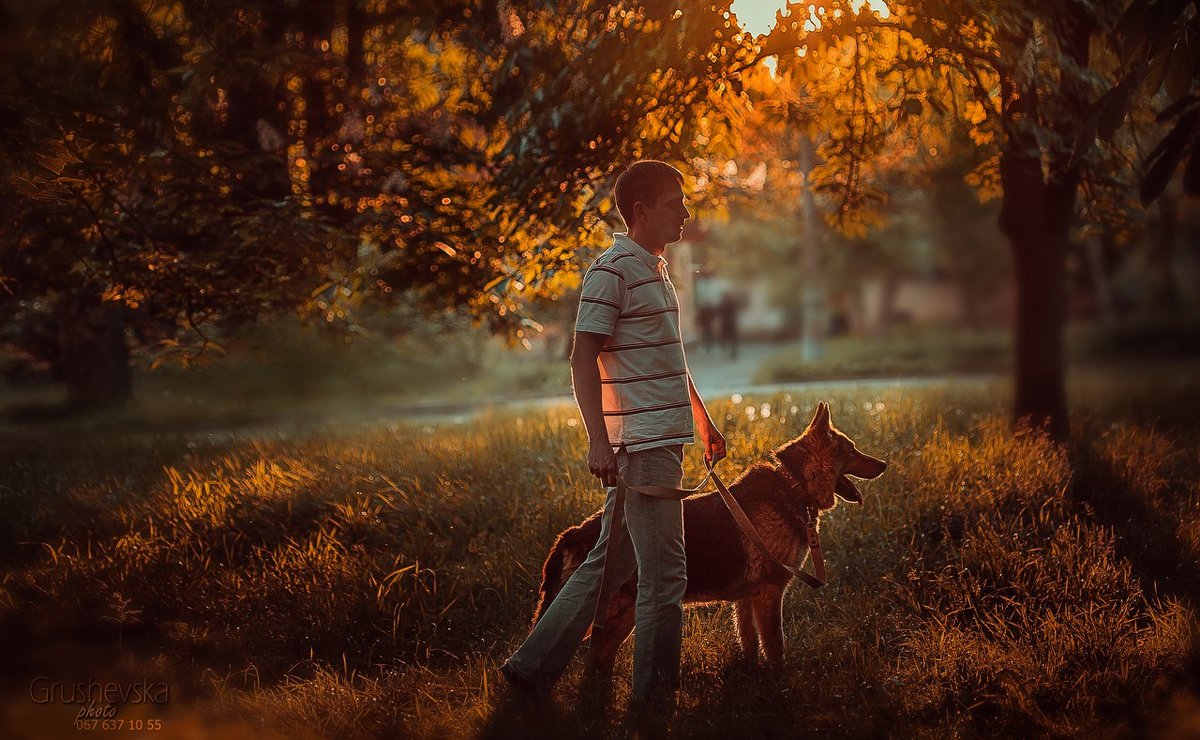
624, 228, 666, 257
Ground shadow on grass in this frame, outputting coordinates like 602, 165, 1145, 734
675, 659, 824, 740
1070, 424, 1200, 728
479, 668, 783, 740
478, 671, 624, 740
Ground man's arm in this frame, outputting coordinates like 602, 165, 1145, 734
687, 371, 727, 464
571, 330, 620, 487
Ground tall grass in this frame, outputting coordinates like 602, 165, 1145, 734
2, 375, 1198, 738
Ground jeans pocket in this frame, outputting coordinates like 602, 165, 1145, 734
616, 445, 631, 482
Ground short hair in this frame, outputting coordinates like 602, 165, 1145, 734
613, 160, 684, 227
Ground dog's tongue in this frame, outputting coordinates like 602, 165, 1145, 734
835, 475, 863, 503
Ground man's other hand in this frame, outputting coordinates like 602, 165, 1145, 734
700, 421, 727, 465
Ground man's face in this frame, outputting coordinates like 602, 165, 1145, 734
636, 184, 691, 244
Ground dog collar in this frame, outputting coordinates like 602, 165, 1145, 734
772, 459, 803, 491
770, 459, 819, 524
768, 455, 806, 496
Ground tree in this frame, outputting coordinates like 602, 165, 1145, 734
0, 1, 757, 405
745, 0, 1149, 438
703, 62, 940, 343
5, 0, 1172, 432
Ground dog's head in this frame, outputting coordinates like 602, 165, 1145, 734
774, 401, 888, 510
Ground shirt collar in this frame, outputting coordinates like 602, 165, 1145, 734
613, 233, 667, 268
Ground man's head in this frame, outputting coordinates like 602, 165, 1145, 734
614, 160, 691, 247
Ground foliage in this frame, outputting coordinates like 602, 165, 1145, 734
1, 2, 338, 366
748, 1, 1109, 218
0, 0, 774, 373
1, 0, 1185, 430
743, 0, 1193, 435
1072, 0, 1200, 204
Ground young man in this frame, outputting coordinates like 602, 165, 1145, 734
501, 160, 727, 709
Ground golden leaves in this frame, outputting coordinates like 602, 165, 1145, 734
101, 285, 145, 309
965, 100, 989, 126
964, 153, 1002, 203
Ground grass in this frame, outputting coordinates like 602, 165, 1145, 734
2, 366, 1199, 738
755, 326, 1012, 383
753, 319, 1200, 384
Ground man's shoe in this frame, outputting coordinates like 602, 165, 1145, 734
499, 662, 546, 697
627, 701, 671, 740
627, 689, 676, 740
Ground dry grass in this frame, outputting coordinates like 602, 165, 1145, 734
2, 372, 1199, 738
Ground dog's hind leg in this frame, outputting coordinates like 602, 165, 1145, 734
588, 587, 637, 675
752, 588, 786, 667
533, 514, 601, 626
734, 598, 760, 661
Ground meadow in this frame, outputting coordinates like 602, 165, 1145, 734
2, 366, 1199, 738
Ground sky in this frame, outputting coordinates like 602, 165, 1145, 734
729, 0, 789, 37
730, 0, 891, 37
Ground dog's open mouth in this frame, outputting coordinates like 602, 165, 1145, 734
836, 454, 888, 503
835, 475, 864, 503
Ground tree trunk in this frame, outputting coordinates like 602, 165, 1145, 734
998, 146, 1074, 439
798, 132, 825, 361
58, 295, 133, 408
990, 7, 1096, 440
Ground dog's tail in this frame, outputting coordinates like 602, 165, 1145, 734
532, 540, 568, 625
531, 511, 603, 626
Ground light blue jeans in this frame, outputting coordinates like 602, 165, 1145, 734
506, 444, 687, 702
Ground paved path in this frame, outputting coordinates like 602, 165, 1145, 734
680, 340, 785, 396
392, 340, 793, 420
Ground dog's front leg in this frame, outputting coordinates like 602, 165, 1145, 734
734, 598, 760, 661
752, 588, 786, 667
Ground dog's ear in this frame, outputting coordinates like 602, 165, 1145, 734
805, 402, 831, 436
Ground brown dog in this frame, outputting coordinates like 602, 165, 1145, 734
533, 402, 887, 669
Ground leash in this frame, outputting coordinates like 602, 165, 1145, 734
707, 461, 826, 589
583, 457, 826, 672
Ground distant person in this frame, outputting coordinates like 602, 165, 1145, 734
717, 292, 741, 360
500, 160, 727, 724
828, 311, 850, 337
697, 302, 717, 354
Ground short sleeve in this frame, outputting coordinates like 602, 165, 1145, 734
575, 263, 626, 337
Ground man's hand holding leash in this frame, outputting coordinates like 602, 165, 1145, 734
689, 372, 726, 466
699, 418, 727, 466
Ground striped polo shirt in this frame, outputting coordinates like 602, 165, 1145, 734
575, 233, 694, 452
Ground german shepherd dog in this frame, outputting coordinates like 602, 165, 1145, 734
533, 402, 887, 670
